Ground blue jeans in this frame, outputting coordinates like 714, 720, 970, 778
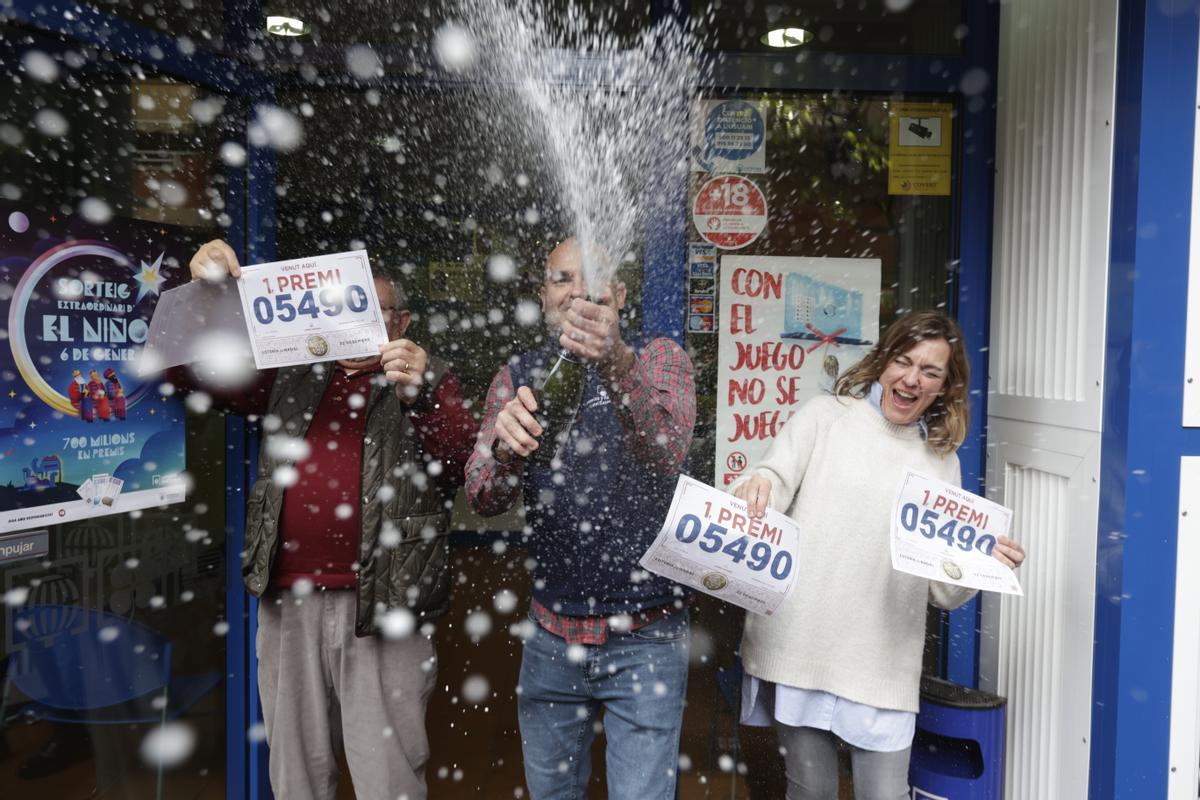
517, 609, 690, 800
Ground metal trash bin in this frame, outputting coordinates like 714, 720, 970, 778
908, 676, 1006, 800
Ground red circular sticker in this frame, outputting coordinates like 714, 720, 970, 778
693, 175, 768, 250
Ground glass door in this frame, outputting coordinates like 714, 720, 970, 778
0, 23, 235, 799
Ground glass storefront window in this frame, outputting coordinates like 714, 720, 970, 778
5, 4, 981, 798
686, 91, 957, 484
1, 24, 230, 797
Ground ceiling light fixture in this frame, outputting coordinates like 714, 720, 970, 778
266, 15, 309, 37
761, 27, 814, 48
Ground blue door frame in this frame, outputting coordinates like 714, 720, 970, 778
3, 1, 1004, 797
1090, 1, 1200, 798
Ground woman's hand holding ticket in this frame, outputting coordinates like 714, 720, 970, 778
733, 474, 773, 520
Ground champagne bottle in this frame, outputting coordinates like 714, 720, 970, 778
529, 347, 587, 467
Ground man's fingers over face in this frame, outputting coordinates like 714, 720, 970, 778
569, 298, 611, 322
572, 291, 615, 310
566, 306, 614, 336
558, 329, 611, 363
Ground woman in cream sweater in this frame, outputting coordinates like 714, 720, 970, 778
732, 310, 1025, 800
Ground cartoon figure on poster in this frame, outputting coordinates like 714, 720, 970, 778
715, 256, 881, 486
104, 368, 127, 420
0, 205, 188, 532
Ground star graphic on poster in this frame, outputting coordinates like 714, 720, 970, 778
7, 390, 14, 398
132, 252, 168, 304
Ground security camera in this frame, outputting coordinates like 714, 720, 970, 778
907, 120, 933, 139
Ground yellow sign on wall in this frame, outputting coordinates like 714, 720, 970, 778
887, 102, 953, 196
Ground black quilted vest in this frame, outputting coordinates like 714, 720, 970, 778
242, 358, 454, 636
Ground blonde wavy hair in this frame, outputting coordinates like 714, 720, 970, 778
833, 310, 970, 455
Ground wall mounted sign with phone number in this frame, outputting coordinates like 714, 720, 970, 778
640, 475, 800, 615
890, 470, 1023, 596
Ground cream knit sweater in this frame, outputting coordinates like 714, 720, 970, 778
738, 394, 977, 713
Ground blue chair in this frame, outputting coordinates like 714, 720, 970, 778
1, 604, 222, 798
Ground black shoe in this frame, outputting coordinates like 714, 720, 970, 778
17, 724, 92, 780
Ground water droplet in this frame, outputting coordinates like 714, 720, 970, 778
34, 109, 69, 138
345, 44, 383, 80
79, 197, 113, 225
189, 331, 256, 389
461, 674, 491, 704
379, 608, 416, 639
140, 722, 196, 769
4, 587, 30, 606
185, 391, 213, 414
21, 50, 59, 83
515, 300, 541, 327
272, 464, 299, 488
220, 142, 247, 167
493, 589, 518, 614
434, 23, 477, 73
265, 434, 311, 462
960, 68, 990, 96
250, 106, 303, 152
487, 254, 517, 283
464, 610, 493, 641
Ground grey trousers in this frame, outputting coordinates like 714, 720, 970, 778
775, 723, 911, 800
257, 591, 437, 800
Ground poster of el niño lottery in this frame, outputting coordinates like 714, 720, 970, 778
716, 256, 881, 487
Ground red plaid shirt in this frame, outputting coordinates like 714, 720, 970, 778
466, 335, 696, 644
465, 336, 696, 517
531, 597, 685, 646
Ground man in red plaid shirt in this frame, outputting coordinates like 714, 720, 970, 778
467, 238, 696, 800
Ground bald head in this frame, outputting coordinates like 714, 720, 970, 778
540, 238, 626, 331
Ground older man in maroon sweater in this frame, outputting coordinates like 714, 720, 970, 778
185, 240, 477, 800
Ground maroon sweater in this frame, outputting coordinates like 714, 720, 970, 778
174, 363, 476, 589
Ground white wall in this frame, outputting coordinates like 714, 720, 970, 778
979, 0, 1118, 796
